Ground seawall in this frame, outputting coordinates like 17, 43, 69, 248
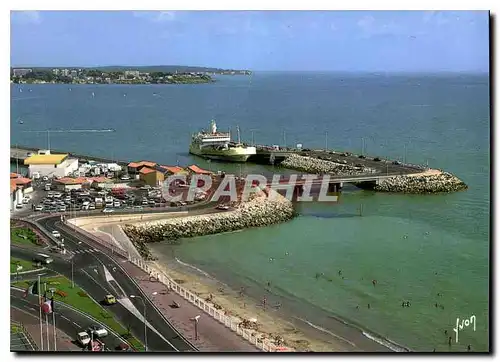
281, 154, 377, 176
373, 170, 468, 194
123, 189, 296, 259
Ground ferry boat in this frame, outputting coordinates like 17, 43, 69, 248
189, 120, 256, 162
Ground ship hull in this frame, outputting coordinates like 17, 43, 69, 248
189, 145, 255, 163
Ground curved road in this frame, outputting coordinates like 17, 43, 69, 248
11, 290, 126, 351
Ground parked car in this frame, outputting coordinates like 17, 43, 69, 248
35, 205, 44, 211
374, 157, 381, 161
77, 331, 91, 346
51, 231, 61, 238
358, 155, 366, 159
102, 208, 114, 213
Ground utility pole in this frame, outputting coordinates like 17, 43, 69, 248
251, 130, 255, 146
404, 143, 407, 164
361, 137, 365, 155
283, 129, 286, 149
325, 131, 328, 151
71, 259, 74, 288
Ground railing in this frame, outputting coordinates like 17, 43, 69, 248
11, 320, 39, 351
128, 257, 290, 352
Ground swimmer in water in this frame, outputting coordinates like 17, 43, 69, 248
285, 251, 289, 256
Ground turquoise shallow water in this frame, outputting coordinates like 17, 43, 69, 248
10, 73, 490, 351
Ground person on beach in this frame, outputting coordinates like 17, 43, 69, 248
262, 296, 267, 310
367, 303, 371, 309
338, 270, 342, 276
372, 279, 377, 286
467, 345, 471, 352
448, 337, 452, 346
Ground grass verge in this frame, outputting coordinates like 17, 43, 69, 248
11, 227, 42, 247
12, 276, 144, 351
10, 257, 37, 273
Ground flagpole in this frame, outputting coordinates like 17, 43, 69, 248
38, 275, 44, 351
53, 308, 57, 351
44, 283, 50, 351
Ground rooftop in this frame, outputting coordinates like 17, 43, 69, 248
187, 165, 212, 175
24, 154, 68, 165
139, 167, 156, 175
159, 165, 184, 174
54, 177, 88, 185
128, 161, 157, 168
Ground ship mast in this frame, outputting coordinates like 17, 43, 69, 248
236, 126, 241, 144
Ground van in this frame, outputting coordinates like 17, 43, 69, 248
45, 184, 51, 191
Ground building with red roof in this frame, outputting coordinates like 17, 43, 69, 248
187, 165, 212, 175
127, 161, 158, 175
139, 167, 165, 187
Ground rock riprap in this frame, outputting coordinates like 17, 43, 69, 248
281, 154, 376, 175
374, 171, 468, 194
123, 189, 296, 259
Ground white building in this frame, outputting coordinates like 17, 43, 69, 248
23, 151, 79, 178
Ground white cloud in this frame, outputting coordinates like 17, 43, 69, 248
133, 11, 176, 22
11, 11, 41, 25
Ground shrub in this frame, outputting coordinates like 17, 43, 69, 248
55, 290, 67, 298
77, 291, 88, 298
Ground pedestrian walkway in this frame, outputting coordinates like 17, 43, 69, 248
120, 261, 259, 352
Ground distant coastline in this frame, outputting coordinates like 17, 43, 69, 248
10, 65, 252, 85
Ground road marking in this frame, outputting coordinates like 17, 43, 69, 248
60, 315, 70, 321
72, 322, 81, 328
93, 269, 98, 274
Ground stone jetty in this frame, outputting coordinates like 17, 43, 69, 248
123, 188, 296, 259
281, 154, 376, 175
373, 171, 468, 194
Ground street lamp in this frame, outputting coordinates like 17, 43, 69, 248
190, 315, 200, 340
130, 292, 157, 352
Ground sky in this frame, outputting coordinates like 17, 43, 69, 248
10, 10, 489, 72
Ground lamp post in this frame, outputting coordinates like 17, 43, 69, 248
130, 292, 157, 351
190, 315, 200, 340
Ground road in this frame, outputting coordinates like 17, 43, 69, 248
29, 216, 195, 352
11, 290, 125, 351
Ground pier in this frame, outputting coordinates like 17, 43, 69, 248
11, 144, 424, 185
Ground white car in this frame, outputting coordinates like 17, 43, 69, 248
35, 205, 44, 211
88, 325, 108, 338
102, 208, 114, 213
120, 175, 131, 180
15, 204, 23, 209
51, 230, 61, 238
77, 331, 91, 346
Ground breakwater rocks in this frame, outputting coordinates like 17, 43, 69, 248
123, 189, 296, 259
374, 171, 468, 194
281, 154, 376, 176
